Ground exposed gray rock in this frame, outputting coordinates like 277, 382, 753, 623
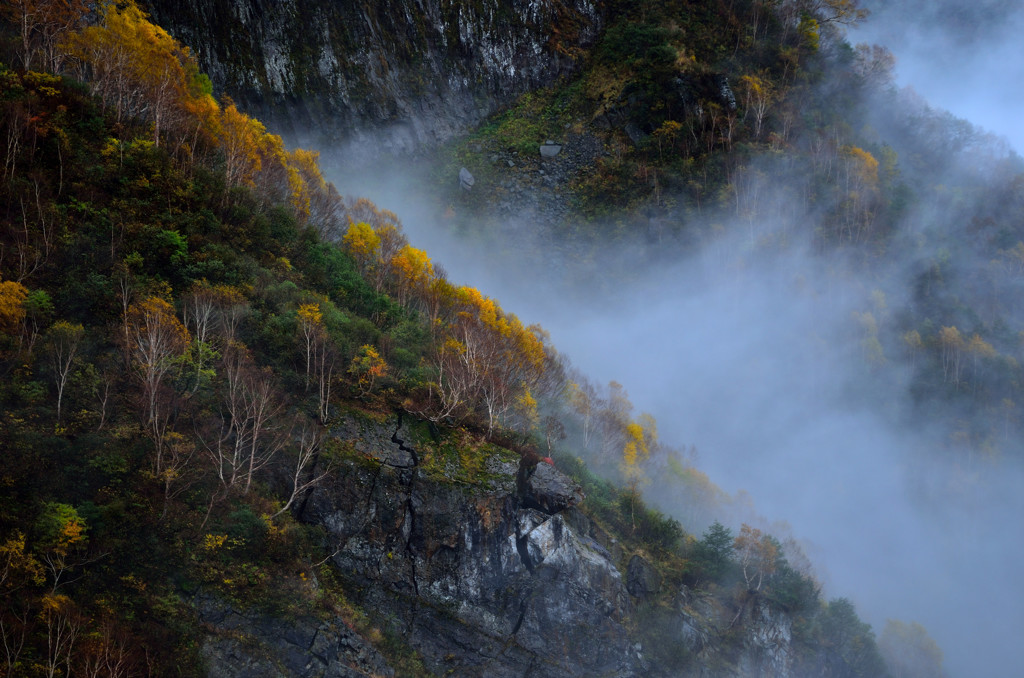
540, 141, 562, 157
626, 554, 662, 598
197, 597, 394, 678
300, 415, 638, 678
145, 0, 603, 159
520, 461, 583, 514
459, 166, 475, 190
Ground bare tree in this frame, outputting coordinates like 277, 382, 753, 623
125, 297, 190, 476
45, 320, 83, 426
272, 420, 330, 519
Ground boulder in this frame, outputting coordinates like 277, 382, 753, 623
459, 166, 475, 190
540, 140, 562, 157
626, 554, 662, 598
521, 461, 583, 514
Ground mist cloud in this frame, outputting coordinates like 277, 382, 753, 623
852, 0, 1024, 153
318, 9, 1024, 672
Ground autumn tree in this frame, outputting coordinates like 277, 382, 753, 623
439, 286, 547, 433
125, 296, 190, 476
0, 279, 28, 335
740, 73, 774, 139
734, 524, 778, 593
879, 619, 946, 678
620, 413, 657, 528
44, 320, 83, 425
182, 283, 218, 386
212, 284, 248, 343
33, 502, 88, 592
38, 593, 81, 678
389, 244, 433, 308
311, 324, 336, 424
807, 0, 868, 25
938, 326, 964, 387
1, 0, 89, 72
424, 335, 477, 422
0, 531, 44, 594
966, 333, 996, 391
903, 329, 922, 369
341, 221, 381, 280
218, 100, 266, 190
348, 344, 387, 398
565, 379, 596, 449
64, 0, 214, 146
599, 380, 633, 459
296, 302, 323, 392
838, 146, 880, 243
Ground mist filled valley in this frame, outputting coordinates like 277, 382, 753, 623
1, 0, 1022, 676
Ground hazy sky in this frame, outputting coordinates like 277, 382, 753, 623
851, 0, 1024, 153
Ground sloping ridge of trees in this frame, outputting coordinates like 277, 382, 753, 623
0, 2, 947, 676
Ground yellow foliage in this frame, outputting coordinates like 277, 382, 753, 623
0, 279, 29, 333
515, 388, 539, 431
348, 344, 388, 395
219, 101, 266, 188
128, 297, 191, 352
64, 0, 214, 144
621, 414, 655, 484
39, 592, 73, 616
968, 334, 997, 359
939, 325, 963, 349
296, 303, 323, 326
0, 530, 44, 589
391, 245, 433, 285
844, 146, 880, 186
201, 534, 228, 552
342, 221, 381, 272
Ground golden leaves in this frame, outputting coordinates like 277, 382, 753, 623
0, 278, 29, 333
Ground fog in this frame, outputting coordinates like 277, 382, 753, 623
852, 0, 1024, 153
333, 158, 1024, 677
317, 9, 1024, 676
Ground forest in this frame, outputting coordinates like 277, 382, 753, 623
2, 0, 1012, 676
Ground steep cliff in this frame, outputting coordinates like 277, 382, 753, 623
142, 0, 602, 157
266, 412, 812, 678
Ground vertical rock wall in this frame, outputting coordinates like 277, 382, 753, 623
143, 0, 603, 157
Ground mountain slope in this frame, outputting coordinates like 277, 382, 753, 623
0, 1, 968, 676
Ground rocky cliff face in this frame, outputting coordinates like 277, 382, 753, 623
190, 413, 808, 676
298, 414, 641, 677
143, 0, 602, 158
231, 413, 800, 678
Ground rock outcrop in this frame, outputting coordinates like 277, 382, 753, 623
143, 0, 603, 159
191, 413, 808, 678
197, 596, 395, 678
300, 414, 641, 677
